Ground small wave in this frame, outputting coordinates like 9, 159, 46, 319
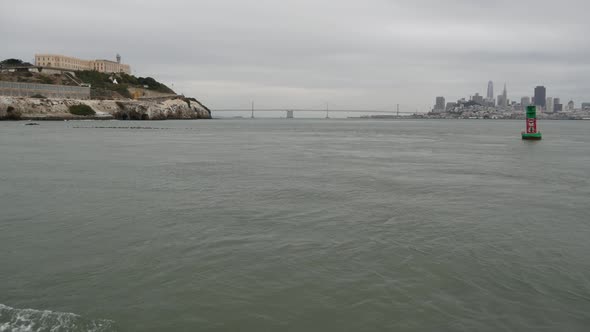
0, 304, 116, 332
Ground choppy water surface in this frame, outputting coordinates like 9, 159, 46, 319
1, 119, 589, 331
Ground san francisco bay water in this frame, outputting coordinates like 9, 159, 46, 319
1, 119, 589, 331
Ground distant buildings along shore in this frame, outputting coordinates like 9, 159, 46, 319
434, 81, 589, 114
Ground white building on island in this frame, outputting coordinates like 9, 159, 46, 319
34, 54, 131, 74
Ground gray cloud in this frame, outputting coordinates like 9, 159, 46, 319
2, 0, 589, 110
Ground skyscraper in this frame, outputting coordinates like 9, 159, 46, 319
568, 100, 574, 110
472, 93, 484, 105
435, 96, 445, 111
502, 83, 508, 107
546, 97, 553, 113
487, 81, 494, 100
553, 98, 562, 112
497, 94, 506, 108
534, 86, 546, 108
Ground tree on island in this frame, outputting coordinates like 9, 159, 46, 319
0, 59, 33, 67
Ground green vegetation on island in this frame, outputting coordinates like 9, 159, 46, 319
68, 104, 96, 116
0, 59, 34, 67
75, 70, 174, 99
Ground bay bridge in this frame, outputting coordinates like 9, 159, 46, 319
212, 108, 420, 118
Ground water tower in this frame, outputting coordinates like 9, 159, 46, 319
116, 54, 121, 64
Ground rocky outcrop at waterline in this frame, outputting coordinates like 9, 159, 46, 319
0, 96, 211, 120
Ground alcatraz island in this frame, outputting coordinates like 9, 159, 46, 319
0, 54, 211, 121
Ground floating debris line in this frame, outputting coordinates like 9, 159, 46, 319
71, 126, 199, 130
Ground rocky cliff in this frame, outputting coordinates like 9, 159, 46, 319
0, 96, 211, 120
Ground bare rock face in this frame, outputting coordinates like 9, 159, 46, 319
113, 98, 210, 120
0, 96, 211, 120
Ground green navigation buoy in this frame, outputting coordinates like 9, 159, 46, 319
522, 106, 542, 140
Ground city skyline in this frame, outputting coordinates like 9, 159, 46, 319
434, 80, 587, 112
433, 83, 583, 112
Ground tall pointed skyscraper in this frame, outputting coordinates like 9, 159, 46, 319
487, 81, 494, 100
502, 83, 508, 107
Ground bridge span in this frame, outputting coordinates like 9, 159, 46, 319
213, 108, 417, 118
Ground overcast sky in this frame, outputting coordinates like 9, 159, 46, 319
1, 0, 589, 111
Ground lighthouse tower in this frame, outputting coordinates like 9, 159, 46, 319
522, 106, 542, 140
